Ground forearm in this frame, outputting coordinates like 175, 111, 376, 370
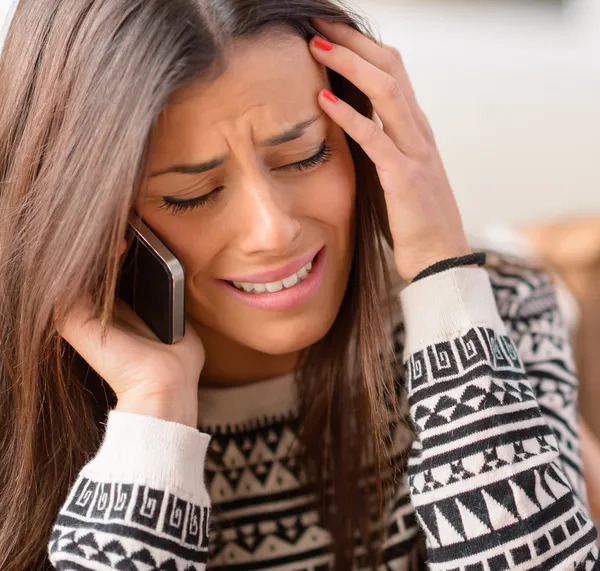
401, 266, 599, 569
48, 410, 211, 570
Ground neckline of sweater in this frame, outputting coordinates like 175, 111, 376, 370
197, 371, 297, 433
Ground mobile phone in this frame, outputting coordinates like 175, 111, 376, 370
117, 216, 185, 344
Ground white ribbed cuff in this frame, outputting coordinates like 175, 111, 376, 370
399, 267, 506, 359
82, 410, 211, 504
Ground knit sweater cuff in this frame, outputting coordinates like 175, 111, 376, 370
399, 266, 506, 360
82, 409, 211, 504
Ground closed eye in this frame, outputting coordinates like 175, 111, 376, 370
160, 140, 333, 214
273, 140, 333, 172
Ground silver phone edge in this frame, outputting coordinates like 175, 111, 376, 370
129, 216, 185, 343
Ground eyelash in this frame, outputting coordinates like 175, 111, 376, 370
160, 141, 334, 214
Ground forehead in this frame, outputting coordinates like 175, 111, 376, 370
152, 30, 328, 150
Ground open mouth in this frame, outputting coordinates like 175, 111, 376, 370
225, 250, 321, 295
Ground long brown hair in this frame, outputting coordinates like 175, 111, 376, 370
0, 1, 420, 568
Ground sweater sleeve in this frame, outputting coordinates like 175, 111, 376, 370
47, 410, 212, 570
401, 266, 599, 570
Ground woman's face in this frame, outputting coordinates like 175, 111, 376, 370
139, 30, 356, 363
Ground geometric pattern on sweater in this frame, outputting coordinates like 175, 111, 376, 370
48, 252, 600, 571
406, 254, 599, 570
485, 253, 590, 511
200, 416, 418, 570
48, 476, 209, 570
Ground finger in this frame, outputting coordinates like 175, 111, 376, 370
113, 298, 159, 341
317, 88, 402, 173
312, 19, 420, 111
312, 19, 433, 139
56, 296, 146, 376
309, 36, 423, 156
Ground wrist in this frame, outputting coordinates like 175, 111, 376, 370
409, 252, 484, 283
115, 391, 198, 428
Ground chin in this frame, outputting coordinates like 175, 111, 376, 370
233, 314, 337, 355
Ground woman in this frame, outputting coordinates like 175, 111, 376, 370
0, 1, 597, 569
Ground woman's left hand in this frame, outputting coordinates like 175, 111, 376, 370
309, 19, 472, 283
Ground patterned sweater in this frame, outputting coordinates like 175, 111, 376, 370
48, 252, 600, 570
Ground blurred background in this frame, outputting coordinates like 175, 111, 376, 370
1, 0, 599, 519
351, 0, 600, 236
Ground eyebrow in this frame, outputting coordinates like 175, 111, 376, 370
150, 113, 323, 177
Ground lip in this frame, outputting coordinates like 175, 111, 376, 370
221, 247, 322, 284
217, 246, 327, 312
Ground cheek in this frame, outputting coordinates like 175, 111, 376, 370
136, 210, 219, 280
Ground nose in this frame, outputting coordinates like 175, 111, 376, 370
235, 176, 301, 256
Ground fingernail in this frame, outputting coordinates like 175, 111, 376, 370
313, 36, 334, 51
322, 89, 338, 103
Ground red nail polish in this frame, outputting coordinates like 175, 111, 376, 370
313, 36, 334, 51
323, 89, 338, 103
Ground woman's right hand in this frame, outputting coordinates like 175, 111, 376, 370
55, 296, 205, 427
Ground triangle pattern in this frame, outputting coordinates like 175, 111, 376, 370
414, 405, 432, 421
481, 392, 502, 408
434, 506, 465, 546
508, 480, 540, 520
456, 499, 491, 539
459, 489, 494, 531
417, 503, 440, 545
104, 540, 127, 556
424, 414, 448, 429
545, 467, 570, 499
460, 384, 488, 402
534, 469, 555, 508
485, 479, 520, 521
79, 544, 99, 559
512, 468, 541, 507
131, 548, 155, 564
413, 512, 440, 549
546, 473, 569, 499
434, 395, 458, 412
482, 490, 518, 530
78, 533, 100, 549
436, 497, 467, 539
450, 403, 477, 420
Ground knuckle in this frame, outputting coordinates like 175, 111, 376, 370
339, 24, 354, 41
421, 123, 436, 145
415, 110, 435, 142
384, 46, 403, 71
363, 119, 382, 144
380, 73, 401, 99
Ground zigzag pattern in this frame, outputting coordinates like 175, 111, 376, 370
49, 527, 202, 571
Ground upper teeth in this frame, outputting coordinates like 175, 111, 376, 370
232, 260, 313, 294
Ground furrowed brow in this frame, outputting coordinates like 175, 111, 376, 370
259, 113, 322, 146
150, 113, 323, 177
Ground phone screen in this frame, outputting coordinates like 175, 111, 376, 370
117, 217, 185, 344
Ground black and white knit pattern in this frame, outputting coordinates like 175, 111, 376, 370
48, 252, 599, 570
50, 479, 209, 570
